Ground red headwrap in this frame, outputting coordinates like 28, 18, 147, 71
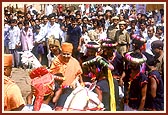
29, 67, 55, 111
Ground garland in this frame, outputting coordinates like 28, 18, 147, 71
131, 34, 146, 43
96, 56, 114, 70
101, 42, 118, 47
82, 56, 114, 70
85, 44, 100, 48
125, 52, 147, 64
53, 75, 65, 81
99, 38, 111, 42
82, 57, 97, 65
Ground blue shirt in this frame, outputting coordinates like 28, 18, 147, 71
67, 25, 82, 48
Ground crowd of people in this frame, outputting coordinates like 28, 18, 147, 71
3, 3, 164, 111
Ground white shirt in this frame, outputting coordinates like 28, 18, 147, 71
7, 26, 21, 49
98, 31, 107, 41
80, 32, 91, 54
146, 35, 159, 55
141, 28, 148, 39
60, 30, 67, 43
47, 51, 56, 67
35, 23, 48, 42
46, 23, 61, 39
45, 4, 53, 16
137, 28, 148, 39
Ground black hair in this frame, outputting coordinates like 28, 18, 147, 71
29, 18, 35, 22
17, 21, 23, 25
131, 19, 137, 24
43, 94, 51, 100
24, 20, 30, 26
70, 15, 76, 21
132, 39, 144, 49
141, 14, 147, 19
17, 15, 23, 19
97, 20, 104, 27
65, 15, 70, 19
32, 10, 38, 15
35, 18, 40, 21
156, 26, 164, 32
130, 52, 143, 59
75, 10, 81, 15
139, 20, 147, 25
34, 25, 41, 30
10, 19, 16, 24
41, 15, 48, 20
48, 13, 56, 19
82, 16, 88, 22
82, 24, 87, 29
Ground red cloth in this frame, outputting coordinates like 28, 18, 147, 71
30, 68, 54, 111
29, 67, 49, 79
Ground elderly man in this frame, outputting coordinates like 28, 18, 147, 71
50, 42, 84, 111
4, 54, 25, 111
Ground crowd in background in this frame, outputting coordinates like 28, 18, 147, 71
3, 3, 165, 111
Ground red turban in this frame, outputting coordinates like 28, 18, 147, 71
29, 67, 55, 111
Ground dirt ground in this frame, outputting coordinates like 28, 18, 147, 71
11, 68, 32, 102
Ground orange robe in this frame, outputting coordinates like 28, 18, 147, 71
4, 76, 25, 111
50, 55, 83, 86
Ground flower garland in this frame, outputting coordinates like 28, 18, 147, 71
131, 34, 147, 43
82, 56, 114, 70
99, 38, 111, 42
125, 52, 147, 64
82, 57, 97, 66
96, 56, 114, 70
101, 42, 118, 47
85, 44, 100, 49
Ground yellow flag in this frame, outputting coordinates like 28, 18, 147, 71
107, 69, 116, 111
